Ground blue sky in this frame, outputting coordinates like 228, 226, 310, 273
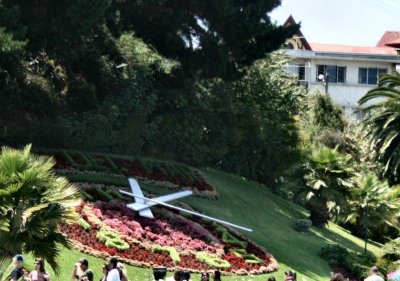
269, 0, 400, 47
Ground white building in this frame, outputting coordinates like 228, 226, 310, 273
284, 16, 400, 118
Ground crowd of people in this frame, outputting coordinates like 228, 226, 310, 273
7, 254, 222, 281
8, 254, 387, 281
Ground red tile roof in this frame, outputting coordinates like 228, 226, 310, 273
376, 31, 400, 47
309, 42, 398, 55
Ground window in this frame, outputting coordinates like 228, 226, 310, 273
287, 64, 306, 81
316, 65, 346, 83
358, 68, 387, 84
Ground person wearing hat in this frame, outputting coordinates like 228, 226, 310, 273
365, 266, 384, 281
10, 254, 28, 281
72, 258, 93, 281
106, 257, 120, 281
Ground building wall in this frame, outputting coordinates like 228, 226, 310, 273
289, 56, 396, 118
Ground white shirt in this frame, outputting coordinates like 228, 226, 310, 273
365, 275, 384, 281
107, 269, 120, 281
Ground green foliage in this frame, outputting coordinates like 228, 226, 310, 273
346, 173, 400, 241
96, 231, 129, 251
229, 249, 262, 264
299, 147, 354, 227
195, 252, 230, 269
319, 244, 349, 265
152, 246, 180, 264
93, 188, 114, 202
293, 219, 312, 233
312, 93, 346, 131
113, 0, 298, 79
0, 258, 14, 281
143, 51, 305, 183
215, 225, 247, 249
0, 145, 81, 274
78, 218, 91, 231
319, 244, 374, 279
359, 74, 400, 185
375, 257, 399, 279
382, 237, 400, 261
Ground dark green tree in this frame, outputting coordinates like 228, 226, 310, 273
111, 0, 298, 79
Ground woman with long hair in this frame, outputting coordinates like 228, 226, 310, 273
29, 259, 50, 281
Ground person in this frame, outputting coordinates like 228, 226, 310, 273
29, 259, 51, 281
100, 264, 109, 281
200, 272, 210, 281
183, 271, 191, 281
267, 277, 276, 281
330, 273, 347, 281
212, 270, 221, 281
72, 258, 94, 281
291, 271, 297, 281
106, 257, 120, 281
364, 266, 384, 281
285, 271, 297, 281
116, 263, 128, 281
9, 254, 28, 281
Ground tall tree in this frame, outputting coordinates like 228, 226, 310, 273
112, 0, 299, 79
0, 145, 81, 274
359, 74, 400, 185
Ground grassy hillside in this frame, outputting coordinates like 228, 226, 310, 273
42, 167, 381, 281
182, 168, 382, 280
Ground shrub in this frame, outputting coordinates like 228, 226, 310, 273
382, 237, 400, 261
215, 225, 247, 249
94, 188, 114, 202
79, 190, 94, 202
229, 249, 262, 264
376, 257, 399, 278
79, 218, 91, 231
152, 246, 180, 264
97, 231, 130, 251
357, 252, 377, 264
293, 219, 312, 233
319, 244, 349, 265
195, 252, 230, 269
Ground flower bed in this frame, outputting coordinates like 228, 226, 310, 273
37, 148, 218, 198
61, 201, 278, 275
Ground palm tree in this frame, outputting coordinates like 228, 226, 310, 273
359, 74, 400, 184
347, 173, 400, 241
0, 258, 15, 281
299, 146, 354, 227
0, 145, 81, 274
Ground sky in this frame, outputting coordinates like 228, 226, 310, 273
269, 0, 400, 47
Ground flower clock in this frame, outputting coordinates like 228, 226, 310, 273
60, 201, 278, 276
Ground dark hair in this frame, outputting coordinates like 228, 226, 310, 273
79, 258, 89, 267
268, 277, 276, 281
174, 270, 185, 281
109, 257, 118, 269
35, 259, 46, 273
183, 271, 190, 280
330, 273, 346, 281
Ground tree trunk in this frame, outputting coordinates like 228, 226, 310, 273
308, 204, 330, 228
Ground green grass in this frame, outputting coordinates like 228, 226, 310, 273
46, 167, 381, 281
180, 168, 382, 281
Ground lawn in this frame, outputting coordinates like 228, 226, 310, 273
41, 167, 381, 281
